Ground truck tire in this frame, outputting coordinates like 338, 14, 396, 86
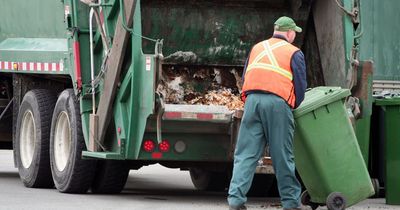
189, 168, 229, 191
15, 89, 56, 188
247, 174, 275, 197
91, 160, 130, 194
49, 89, 95, 193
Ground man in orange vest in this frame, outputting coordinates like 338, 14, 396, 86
228, 16, 307, 210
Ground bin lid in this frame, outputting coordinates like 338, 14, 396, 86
375, 97, 400, 106
293, 86, 350, 118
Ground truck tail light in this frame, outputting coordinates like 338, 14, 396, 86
143, 140, 155, 152
159, 140, 170, 152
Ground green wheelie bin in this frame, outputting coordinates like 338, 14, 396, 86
375, 98, 400, 205
293, 87, 375, 210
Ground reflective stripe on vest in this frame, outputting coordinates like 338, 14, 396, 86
245, 63, 292, 80
245, 40, 293, 80
250, 41, 287, 65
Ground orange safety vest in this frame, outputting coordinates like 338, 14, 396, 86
242, 37, 299, 108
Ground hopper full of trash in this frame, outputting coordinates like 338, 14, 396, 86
157, 65, 244, 111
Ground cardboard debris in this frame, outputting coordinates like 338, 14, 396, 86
157, 66, 244, 110
188, 88, 244, 110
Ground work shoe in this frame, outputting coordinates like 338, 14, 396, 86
229, 204, 247, 210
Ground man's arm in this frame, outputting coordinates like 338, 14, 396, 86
291, 50, 307, 108
240, 56, 250, 101
242, 53, 250, 83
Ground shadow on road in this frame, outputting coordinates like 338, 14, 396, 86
123, 187, 226, 197
0, 171, 18, 178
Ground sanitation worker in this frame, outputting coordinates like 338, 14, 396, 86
228, 16, 307, 210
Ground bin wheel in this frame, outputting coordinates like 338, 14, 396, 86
326, 192, 346, 210
301, 190, 319, 210
301, 190, 311, 205
310, 203, 319, 210
371, 178, 380, 198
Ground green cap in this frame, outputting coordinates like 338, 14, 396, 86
274, 16, 302, 33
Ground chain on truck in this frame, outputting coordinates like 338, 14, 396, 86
0, 0, 384, 197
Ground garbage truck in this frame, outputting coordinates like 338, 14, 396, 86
0, 0, 397, 200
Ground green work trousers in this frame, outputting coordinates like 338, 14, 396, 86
228, 93, 301, 209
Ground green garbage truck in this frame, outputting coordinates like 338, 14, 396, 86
0, 0, 397, 202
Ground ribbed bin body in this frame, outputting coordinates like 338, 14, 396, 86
294, 87, 374, 207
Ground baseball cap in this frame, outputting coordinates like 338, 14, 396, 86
274, 16, 302, 33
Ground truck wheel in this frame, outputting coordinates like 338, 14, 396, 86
15, 90, 56, 188
91, 160, 130, 194
189, 168, 229, 191
50, 89, 95, 193
266, 176, 280, 197
247, 174, 274, 197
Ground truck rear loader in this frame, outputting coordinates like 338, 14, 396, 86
0, 0, 398, 201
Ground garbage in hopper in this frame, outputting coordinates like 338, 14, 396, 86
157, 66, 244, 110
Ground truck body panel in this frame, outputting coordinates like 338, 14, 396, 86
0, 0, 357, 161
359, 0, 400, 81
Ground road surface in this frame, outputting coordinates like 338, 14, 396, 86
0, 150, 398, 210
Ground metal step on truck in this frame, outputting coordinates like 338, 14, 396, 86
0, 0, 386, 196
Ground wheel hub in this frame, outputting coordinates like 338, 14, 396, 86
333, 197, 343, 207
54, 111, 71, 171
20, 111, 36, 168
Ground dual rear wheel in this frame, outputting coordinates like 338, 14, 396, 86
16, 89, 129, 193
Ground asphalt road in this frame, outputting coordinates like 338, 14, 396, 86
0, 150, 399, 210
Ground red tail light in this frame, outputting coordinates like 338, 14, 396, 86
159, 140, 170, 152
143, 140, 155, 152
